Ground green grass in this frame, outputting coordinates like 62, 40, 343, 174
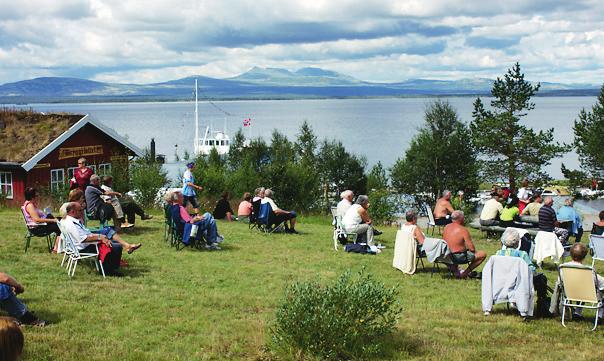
1, 207, 603, 361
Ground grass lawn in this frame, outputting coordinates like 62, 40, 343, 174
1, 207, 603, 361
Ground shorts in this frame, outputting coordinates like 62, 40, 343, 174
183, 195, 200, 209
450, 250, 475, 264
435, 217, 452, 226
92, 227, 117, 240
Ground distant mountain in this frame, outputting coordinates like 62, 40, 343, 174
0, 67, 599, 103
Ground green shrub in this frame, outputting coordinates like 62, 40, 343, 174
130, 158, 169, 208
271, 269, 402, 360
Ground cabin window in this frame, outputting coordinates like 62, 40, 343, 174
67, 167, 77, 180
209, 140, 214, 146
50, 169, 65, 192
98, 163, 111, 176
0, 172, 13, 199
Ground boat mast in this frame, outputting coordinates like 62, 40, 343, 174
194, 78, 199, 154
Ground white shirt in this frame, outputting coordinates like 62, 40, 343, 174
61, 215, 93, 250
517, 187, 530, 201
336, 199, 352, 218
480, 198, 503, 221
261, 197, 279, 211
342, 204, 363, 229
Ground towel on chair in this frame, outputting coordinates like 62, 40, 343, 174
393, 229, 416, 274
533, 231, 564, 266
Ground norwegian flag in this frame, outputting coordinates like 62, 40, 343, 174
243, 118, 252, 127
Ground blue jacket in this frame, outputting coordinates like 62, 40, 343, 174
557, 205, 582, 234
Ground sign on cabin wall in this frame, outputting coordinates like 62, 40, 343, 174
58, 145, 104, 160
33, 163, 50, 169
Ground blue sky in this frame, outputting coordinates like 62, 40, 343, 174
0, 0, 603, 84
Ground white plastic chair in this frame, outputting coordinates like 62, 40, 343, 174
424, 204, 440, 236
330, 207, 356, 251
559, 264, 603, 331
57, 223, 105, 278
589, 234, 604, 268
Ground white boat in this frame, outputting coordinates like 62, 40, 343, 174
193, 79, 230, 156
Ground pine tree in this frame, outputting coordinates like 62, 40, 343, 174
573, 84, 604, 176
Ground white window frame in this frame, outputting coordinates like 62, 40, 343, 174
98, 163, 111, 176
0, 172, 13, 199
50, 168, 65, 192
67, 167, 77, 180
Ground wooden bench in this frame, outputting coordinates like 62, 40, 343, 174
469, 221, 540, 237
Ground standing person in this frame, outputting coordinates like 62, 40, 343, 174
214, 191, 235, 221
517, 179, 531, 214
433, 190, 455, 226
0, 316, 24, 360
237, 192, 253, 223
182, 162, 202, 214
0, 272, 46, 326
73, 157, 94, 191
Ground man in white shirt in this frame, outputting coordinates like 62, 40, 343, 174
262, 189, 298, 234
61, 202, 141, 276
480, 192, 503, 226
336, 190, 354, 218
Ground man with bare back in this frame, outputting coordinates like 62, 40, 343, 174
434, 190, 455, 226
442, 210, 487, 279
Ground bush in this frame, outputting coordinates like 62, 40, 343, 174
271, 269, 402, 360
130, 158, 169, 208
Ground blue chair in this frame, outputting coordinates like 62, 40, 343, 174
257, 202, 286, 234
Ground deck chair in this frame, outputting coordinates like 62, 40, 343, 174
163, 204, 173, 243
167, 204, 201, 250
424, 204, 441, 236
559, 264, 603, 330
257, 202, 286, 234
330, 207, 357, 251
57, 222, 105, 278
20, 206, 55, 253
589, 234, 604, 268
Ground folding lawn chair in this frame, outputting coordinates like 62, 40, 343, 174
57, 222, 105, 278
20, 206, 55, 253
257, 202, 286, 234
331, 207, 357, 251
249, 199, 263, 231
589, 234, 604, 269
559, 264, 603, 331
424, 203, 441, 236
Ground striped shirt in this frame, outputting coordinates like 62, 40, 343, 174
538, 205, 557, 232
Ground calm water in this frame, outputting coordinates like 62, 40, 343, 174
12, 96, 597, 181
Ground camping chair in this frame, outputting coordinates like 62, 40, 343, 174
163, 204, 173, 243
57, 223, 105, 278
416, 243, 426, 271
330, 207, 357, 251
559, 264, 603, 330
20, 206, 55, 253
249, 199, 262, 231
167, 205, 206, 250
257, 202, 286, 234
589, 234, 604, 268
424, 204, 441, 236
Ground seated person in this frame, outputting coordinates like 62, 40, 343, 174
557, 198, 583, 243
556, 243, 604, 321
442, 211, 487, 279
496, 229, 550, 313
434, 190, 454, 226
85, 175, 120, 231
61, 202, 142, 276
213, 191, 235, 221
0, 316, 24, 360
342, 195, 375, 246
401, 210, 425, 246
237, 192, 253, 223
479, 192, 503, 226
538, 196, 569, 244
22, 187, 61, 237
166, 191, 222, 249
60, 189, 86, 219
0, 271, 46, 326
336, 190, 354, 219
262, 189, 298, 234
101, 176, 152, 228
521, 193, 543, 217
592, 210, 604, 236
499, 196, 523, 228
252, 187, 265, 203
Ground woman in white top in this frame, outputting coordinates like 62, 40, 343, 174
342, 195, 375, 246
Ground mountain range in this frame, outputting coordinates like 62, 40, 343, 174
0, 66, 599, 103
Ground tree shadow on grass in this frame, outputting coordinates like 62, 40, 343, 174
377, 331, 427, 360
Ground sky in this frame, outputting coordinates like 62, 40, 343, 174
0, 0, 603, 85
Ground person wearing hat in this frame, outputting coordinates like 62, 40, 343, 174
182, 162, 203, 214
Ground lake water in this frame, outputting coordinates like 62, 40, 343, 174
11, 96, 597, 182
